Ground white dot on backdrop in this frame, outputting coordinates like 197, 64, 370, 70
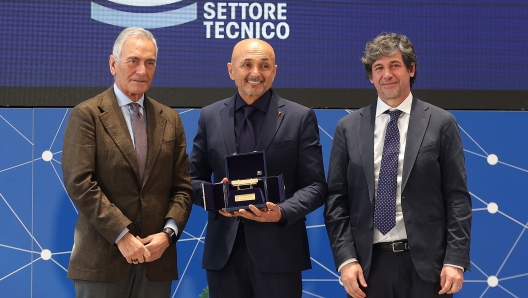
487, 154, 498, 165
41, 249, 52, 261
42, 150, 53, 162
487, 202, 498, 214
487, 276, 499, 287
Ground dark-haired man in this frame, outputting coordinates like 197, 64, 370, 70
325, 32, 472, 298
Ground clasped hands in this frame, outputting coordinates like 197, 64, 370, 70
218, 177, 283, 223
117, 231, 171, 264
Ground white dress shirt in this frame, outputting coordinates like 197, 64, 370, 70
372, 93, 413, 243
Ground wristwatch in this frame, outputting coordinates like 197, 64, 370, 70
162, 227, 176, 245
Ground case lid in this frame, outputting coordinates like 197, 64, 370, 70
225, 151, 267, 181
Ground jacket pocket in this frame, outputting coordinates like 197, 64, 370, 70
419, 142, 436, 154
268, 139, 292, 150
426, 218, 446, 265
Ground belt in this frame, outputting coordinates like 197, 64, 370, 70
374, 240, 409, 252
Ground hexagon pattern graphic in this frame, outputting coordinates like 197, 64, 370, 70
0, 108, 527, 297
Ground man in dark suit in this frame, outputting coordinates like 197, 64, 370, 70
62, 27, 193, 297
189, 39, 327, 298
324, 32, 472, 298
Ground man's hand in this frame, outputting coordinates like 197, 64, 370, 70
136, 233, 170, 262
439, 265, 464, 294
116, 232, 151, 264
216, 177, 282, 222
233, 202, 282, 222
219, 202, 283, 222
340, 262, 367, 298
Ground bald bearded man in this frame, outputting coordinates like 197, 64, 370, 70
189, 39, 327, 298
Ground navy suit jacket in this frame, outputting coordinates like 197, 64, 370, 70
324, 98, 471, 282
189, 90, 327, 273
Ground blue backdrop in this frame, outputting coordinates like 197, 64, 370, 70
2, 1, 528, 297
2, 1, 528, 90
0, 107, 527, 297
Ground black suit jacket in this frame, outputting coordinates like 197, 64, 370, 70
324, 98, 471, 282
189, 90, 327, 273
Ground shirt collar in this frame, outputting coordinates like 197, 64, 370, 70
375, 92, 413, 117
234, 89, 272, 113
114, 83, 145, 108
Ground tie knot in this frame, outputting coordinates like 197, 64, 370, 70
130, 102, 141, 114
244, 106, 256, 118
386, 109, 402, 122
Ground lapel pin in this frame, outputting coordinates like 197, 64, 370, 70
278, 111, 282, 117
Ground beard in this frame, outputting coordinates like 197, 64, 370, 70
242, 84, 266, 98
380, 88, 402, 101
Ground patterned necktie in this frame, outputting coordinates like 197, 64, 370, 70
238, 106, 256, 153
374, 109, 402, 235
131, 103, 147, 181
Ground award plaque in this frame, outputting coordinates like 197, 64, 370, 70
202, 151, 285, 211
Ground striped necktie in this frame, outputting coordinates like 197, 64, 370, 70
131, 103, 147, 181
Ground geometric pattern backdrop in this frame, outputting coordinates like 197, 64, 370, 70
0, 108, 527, 298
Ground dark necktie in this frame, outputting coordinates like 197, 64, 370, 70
238, 106, 256, 153
374, 109, 402, 235
131, 103, 147, 181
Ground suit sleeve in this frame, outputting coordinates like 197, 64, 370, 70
189, 108, 213, 207
279, 108, 327, 225
166, 111, 194, 239
440, 114, 472, 270
61, 104, 131, 244
324, 120, 357, 270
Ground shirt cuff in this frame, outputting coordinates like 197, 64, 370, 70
338, 258, 358, 273
115, 228, 129, 244
444, 264, 465, 271
165, 218, 179, 235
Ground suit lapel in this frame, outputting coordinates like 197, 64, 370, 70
98, 88, 140, 179
143, 96, 166, 186
221, 96, 237, 155
359, 103, 376, 203
402, 98, 430, 191
255, 93, 284, 151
